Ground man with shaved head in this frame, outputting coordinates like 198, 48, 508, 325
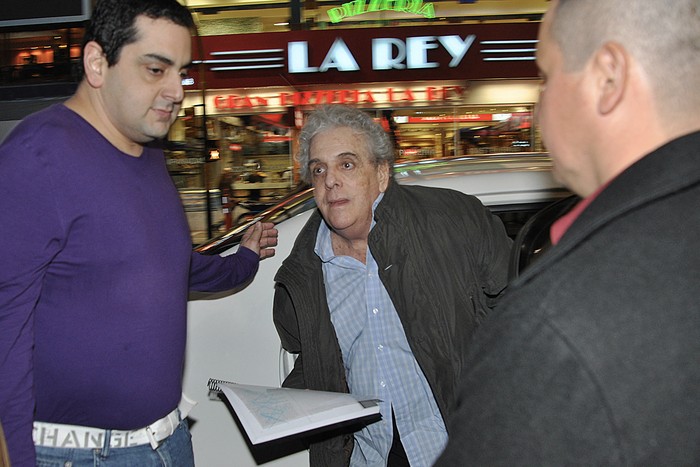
436, 0, 700, 464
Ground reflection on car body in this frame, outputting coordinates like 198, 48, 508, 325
183, 153, 573, 467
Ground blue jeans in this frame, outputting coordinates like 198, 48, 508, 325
35, 420, 194, 467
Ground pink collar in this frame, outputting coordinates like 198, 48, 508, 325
550, 183, 609, 245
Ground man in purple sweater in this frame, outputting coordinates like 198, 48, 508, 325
0, 1, 277, 465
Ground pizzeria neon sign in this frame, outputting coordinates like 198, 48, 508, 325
328, 0, 436, 23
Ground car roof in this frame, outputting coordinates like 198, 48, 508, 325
195, 153, 569, 255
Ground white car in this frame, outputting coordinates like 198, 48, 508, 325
182, 153, 574, 467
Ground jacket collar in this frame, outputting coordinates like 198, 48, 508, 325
373, 179, 402, 223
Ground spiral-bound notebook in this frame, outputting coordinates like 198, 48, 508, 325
208, 378, 381, 444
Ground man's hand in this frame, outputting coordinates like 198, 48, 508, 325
240, 221, 278, 260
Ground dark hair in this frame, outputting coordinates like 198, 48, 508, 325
83, 0, 195, 67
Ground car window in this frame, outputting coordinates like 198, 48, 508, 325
491, 202, 557, 239
508, 195, 579, 280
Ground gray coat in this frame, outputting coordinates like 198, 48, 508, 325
436, 131, 700, 466
273, 181, 512, 466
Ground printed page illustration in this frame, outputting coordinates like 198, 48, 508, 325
213, 380, 380, 444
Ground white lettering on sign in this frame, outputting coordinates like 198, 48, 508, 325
372, 38, 405, 69
289, 35, 475, 73
288, 38, 359, 73
406, 36, 440, 69
288, 42, 315, 73
439, 35, 475, 67
320, 38, 360, 71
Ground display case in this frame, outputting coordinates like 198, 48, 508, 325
216, 113, 297, 202
166, 108, 298, 242
166, 106, 219, 243
179, 188, 223, 245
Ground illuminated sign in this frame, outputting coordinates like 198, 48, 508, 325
406, 114, 494, 123
288, 35, 475, 73
189, 23, 541, 88
327, 0, 436, 23
213, 85, 465, 110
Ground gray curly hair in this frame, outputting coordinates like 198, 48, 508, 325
296, 105, 395, 184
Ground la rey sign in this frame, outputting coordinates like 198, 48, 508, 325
288, 35, 475, 73
190, 23, 541, 88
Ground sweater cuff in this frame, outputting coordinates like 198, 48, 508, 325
237, 246, 259, 264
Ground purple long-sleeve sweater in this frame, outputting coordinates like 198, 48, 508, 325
0, 104, 259, 466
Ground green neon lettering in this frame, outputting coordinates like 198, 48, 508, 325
368, 0, 382, 12
352, 0, 365, 15
328, 7, 344, 22
419, 2, 435, 18
394, 0, 407, 13
330, 0, 434, 22
407, 0, 423, 14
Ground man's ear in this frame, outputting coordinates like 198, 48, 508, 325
593, 41, 628, 115
82, 41, 107, 88
377, 162, 391, 193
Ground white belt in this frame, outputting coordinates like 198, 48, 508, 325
33, 395, 197, 450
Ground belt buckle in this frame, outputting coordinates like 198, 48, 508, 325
145, 425, 161, 450
144, 409, 179, 450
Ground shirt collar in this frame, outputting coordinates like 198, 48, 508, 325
550, 182, 608, 245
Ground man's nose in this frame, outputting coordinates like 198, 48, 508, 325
324, 167, 340, 189
163, 72, 185, 103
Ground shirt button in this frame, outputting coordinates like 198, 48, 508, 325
377, 344, 384, 351
372, 308, 379, 315
380, 381, 386, 388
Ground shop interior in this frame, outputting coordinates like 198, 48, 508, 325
166, 103, 541, 243
1, 1, 549, 244
389, 105, 537, 160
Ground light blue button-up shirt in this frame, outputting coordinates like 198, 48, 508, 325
315, 194, 447, 466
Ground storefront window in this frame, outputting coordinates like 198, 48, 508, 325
166, 107, 299, 243
166, 100, 542, 243
389, 105, 538, 161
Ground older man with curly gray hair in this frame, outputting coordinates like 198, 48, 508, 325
273, 104, 512, 467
